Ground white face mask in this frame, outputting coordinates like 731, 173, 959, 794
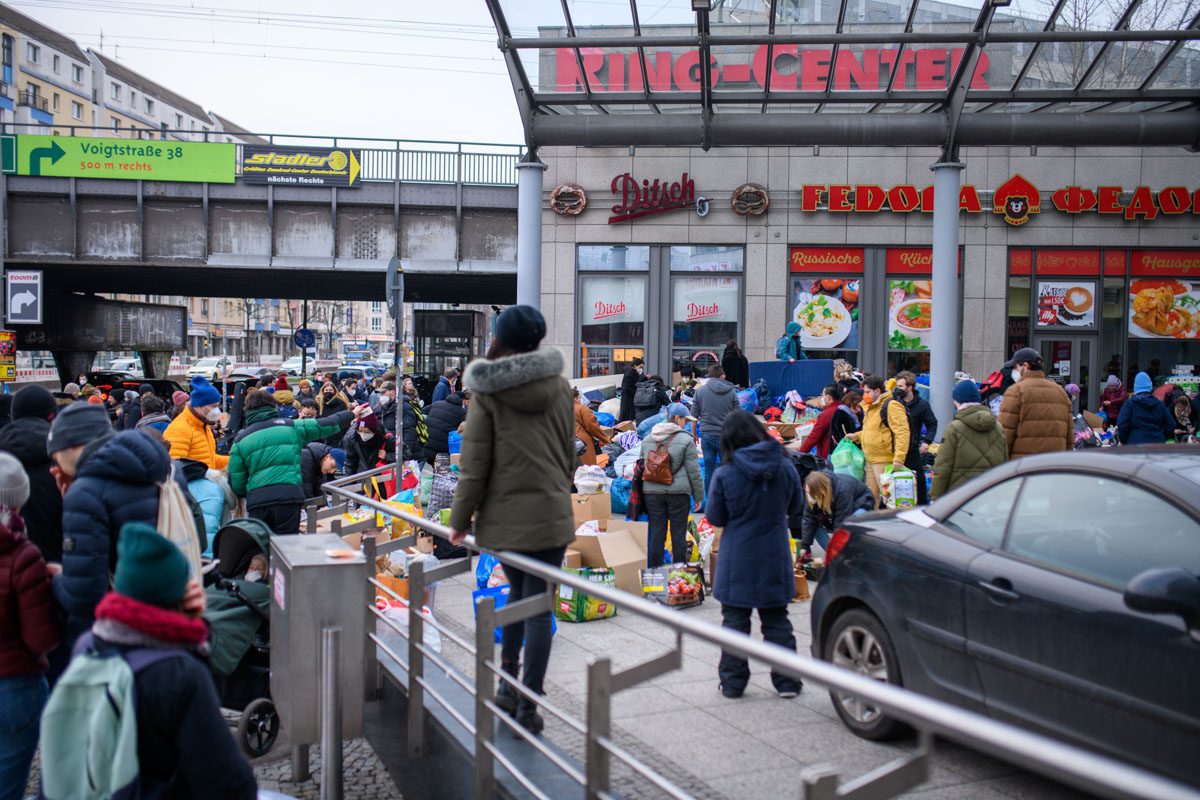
357, 429, 373, 441
1011, 368, 1023, 383
245, 570, 263, 583
378, 395, 392, 407
636, 367, 644, 375
205, 407, 221, 424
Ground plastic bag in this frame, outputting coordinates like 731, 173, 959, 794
609, 478, 631, 515
595, 412, 616, 428
475, 553, 507, 589
736, 388, 758, 413
597, 397, 621, 418
474, 585, 557, 642
613, 449, 641, 480
573, 465, 609, 494
419, 464, 435, 507
640, 564, 704, 608
830, 438, 866, 481
376, 597, 442, 653
555, 568, 618, 623
448, 431, 462, 455
879, 465, 917, 510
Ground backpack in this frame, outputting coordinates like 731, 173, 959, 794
157, 479, 202, 582
643, 438, 676, 485
879, 398, 916, 454
40, 633, 188, 800
634, 381, 659, 410
979, 371, 1005, 399
412, 404, 430, 447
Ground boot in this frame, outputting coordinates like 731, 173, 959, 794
514, 696, 544, 736
495, 659, 519, 718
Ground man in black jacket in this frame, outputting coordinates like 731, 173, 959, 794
299, 442, 344, 500
0, 385, 63, 561
619, 357, 645, 423
721, 341, 750, 388
894, 371, 937, 505
423, 391, 468, 465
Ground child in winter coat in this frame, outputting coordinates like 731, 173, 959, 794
0, 451, 61, 800
705, 410, 804, 700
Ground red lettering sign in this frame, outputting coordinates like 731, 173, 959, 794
789, 247, 865, 273
884, 248, 963, 274
556, 45, 991, 93
1130, 250, 1200, 276
592, 300, 628, 321
1035, 249, 1101, 276
686, 302, 721, 322
1009, 249, 1032, 275
608, 172, 695, 224
1104, 250, 1126, 275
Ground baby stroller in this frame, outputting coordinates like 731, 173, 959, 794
204, 518, 278, 758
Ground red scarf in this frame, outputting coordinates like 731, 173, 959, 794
94, 592, 208, 646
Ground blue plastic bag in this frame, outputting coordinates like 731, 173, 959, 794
736, 388, 757, 413
448, 431, 462, 455
472, 585, 557, 644
390, 488, 415, 506
610, 478, 631, 515
595, 412, 616, 428
476, 553, 504, 589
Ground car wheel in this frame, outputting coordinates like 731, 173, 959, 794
824, 608, 908, 741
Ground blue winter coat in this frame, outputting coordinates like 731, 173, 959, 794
705, 440, 804, 609
188, 476, 229, 557
54, 431, 172, 643
431, 376, 452, 405
1116, 393, 1175, 445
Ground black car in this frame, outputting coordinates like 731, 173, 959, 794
87, 373, 185, 407
810, 448, 1200, 786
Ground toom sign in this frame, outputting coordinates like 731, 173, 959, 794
553, 45, 991, 93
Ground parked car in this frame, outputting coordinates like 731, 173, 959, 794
219, 370, 278, 401
810, 447, 1200, 786
186, 355, 235, 382
106, 357, 143, 377
86, 373, 185, 407
281, 356, 306, 376
334, 365, 379, 382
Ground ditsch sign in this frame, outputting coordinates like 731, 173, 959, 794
686, 302, 721, 322
609, 172, 695, 223
592, 300, 628, 321
555, 45, 990, 92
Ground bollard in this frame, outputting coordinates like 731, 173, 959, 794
320, 627, 342, 800
291, 744, 310, 783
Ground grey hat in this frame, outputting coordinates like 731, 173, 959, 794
0, 451, 30, 509
63, 382, 80, 396
47, 402, 113, 455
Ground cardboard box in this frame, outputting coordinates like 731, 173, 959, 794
604, 519, 649, 556
571, 528, 645, 595
563, 548, 582, 569
767, 422, 800, 440
614, 420, 636, 433
571, 492, 612, 528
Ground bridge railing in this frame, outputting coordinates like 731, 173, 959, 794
0, 125, 523, 186
320, 470, 1198, 800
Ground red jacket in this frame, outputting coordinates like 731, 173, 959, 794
800, 403, 839, 459
0, 508, 61, 677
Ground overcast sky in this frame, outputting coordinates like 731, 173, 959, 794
11, 0, 587, 145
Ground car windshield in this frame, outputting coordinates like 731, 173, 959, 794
195, 358, 220, 367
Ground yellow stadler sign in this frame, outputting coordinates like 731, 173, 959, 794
241, 145, 361, 187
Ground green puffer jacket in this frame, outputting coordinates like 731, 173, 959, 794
228, 405, 353, 496
930, 403, 1008, 499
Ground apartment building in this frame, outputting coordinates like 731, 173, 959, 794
0, 4, 96, 133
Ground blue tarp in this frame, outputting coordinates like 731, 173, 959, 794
748, 360, 835, 399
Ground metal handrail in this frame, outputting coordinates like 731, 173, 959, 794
324, 475, 1200, 800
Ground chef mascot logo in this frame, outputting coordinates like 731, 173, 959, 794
993, 174, 1041, 227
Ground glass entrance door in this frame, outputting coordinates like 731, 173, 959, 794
1035, 337, 1096, 411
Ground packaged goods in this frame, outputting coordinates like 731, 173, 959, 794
639, 563, 704, 608
879, 465, 917, 509
555, 567, 618, 623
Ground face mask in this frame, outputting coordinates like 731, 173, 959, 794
636, 367, 644, 375
379, 395, 392, 407
357, 429, 373, 441
1011, 368, 1022, 383
245, 570, 263, 583
205, 407, 221, 424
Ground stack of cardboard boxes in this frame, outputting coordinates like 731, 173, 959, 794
569, 490, 649, 595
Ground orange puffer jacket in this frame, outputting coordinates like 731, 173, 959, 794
998, 372, 1073, 457
164, 406, 229, 470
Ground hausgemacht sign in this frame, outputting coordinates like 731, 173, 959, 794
241, 145, 362, 187
14, 135, 235, 182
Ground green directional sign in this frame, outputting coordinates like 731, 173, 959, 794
15, 134, 235, 183
0, 135, 15, 174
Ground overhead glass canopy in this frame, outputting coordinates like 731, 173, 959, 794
483, 0, 1200, 151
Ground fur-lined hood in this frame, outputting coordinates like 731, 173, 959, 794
463, 348, 566, 414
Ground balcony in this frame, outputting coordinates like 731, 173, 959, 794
17, 89, 47, 112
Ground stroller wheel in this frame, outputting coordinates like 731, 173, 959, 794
238, 698, 280, 758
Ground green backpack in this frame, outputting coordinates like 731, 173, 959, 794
40, 633, 186, 800
413, 404, 430, 447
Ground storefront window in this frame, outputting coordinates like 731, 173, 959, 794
669, 245, 744, 272
1007, 277, 1031, 356
792, 276, 860, 363
1125, 250, 1200, 390
1099, 278, 1125, 383
672, 274, 740, 374
577, 245, 650, 272
578, 274, 646, 377
886, 277, 932, 375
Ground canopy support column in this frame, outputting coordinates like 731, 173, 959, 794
515, 153, 548, 310
929, 161, 964, 441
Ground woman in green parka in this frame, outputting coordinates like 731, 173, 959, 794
930, 380, 1008, 500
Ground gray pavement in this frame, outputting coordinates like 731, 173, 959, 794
422, 564, 1096, 800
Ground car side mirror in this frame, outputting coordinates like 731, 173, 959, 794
1124, 567, 1200, 642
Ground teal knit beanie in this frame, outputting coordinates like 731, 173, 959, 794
114, 522, 190, 607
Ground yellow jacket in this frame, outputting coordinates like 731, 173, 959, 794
860, 395, 910, 465
164, 406, 229, 470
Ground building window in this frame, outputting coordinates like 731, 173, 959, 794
71, 63, 82, 83
113, 117, 120, 130
52, 54, 59, 73
370, 301, 383, 313
26, 43, 38, 64
26, 82, 38, 98
130, 90, 137, 108
190, 119, 196, 130
51, 92, 58, 111
201, 299, 209, 317
370, 317, 383, 333
110, 82, 121, 101
145, 98, 153, 114
2, 35, 12, 71
71, 101, 81, 119
175, 113, 182, 127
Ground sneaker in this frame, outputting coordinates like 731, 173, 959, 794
777, 689, 800, 699
494, 685, 518, 718
719, 683, 743, 699
515, 700, 544, 736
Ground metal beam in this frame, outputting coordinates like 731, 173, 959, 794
942, 0, 999, 158
484, 0, 537, 140
530, 88, 1199, 106
1138, 7, 1200, 92
558, 0, 609, 115
1073, 0, 1146, 92
697, 5, 713, 149
870, 0, 923, 112
628, 0, 659, 113
528, 110, 1200, 148
816, 0, 854, 114
760, 0, 780, 113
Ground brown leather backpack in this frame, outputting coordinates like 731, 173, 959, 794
643, 439, 676, 485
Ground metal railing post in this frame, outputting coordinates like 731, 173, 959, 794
407, 558, 427, 758
363, 533, 379, 701
320, 627, 343, 800
586, 658, 613, 800
473, 593, 497, 800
